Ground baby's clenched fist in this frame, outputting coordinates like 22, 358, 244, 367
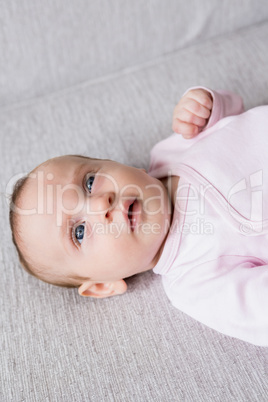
172, 88, 213, 139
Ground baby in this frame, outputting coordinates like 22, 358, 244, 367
9, 87, 268, 346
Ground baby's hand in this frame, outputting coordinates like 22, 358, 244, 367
172, 89, 213, 139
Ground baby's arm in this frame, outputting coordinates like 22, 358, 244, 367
166, 255, 268, 346
173, 87, 244, 139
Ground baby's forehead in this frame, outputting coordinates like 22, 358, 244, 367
21, 156, 84, 200
34, 155, 92, 181
40, 155, 85, 170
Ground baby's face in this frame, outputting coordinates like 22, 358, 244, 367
19, 156, 171, 284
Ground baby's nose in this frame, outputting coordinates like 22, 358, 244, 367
87, 192, 116, 216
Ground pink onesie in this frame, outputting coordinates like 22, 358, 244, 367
149, 88, 268, 346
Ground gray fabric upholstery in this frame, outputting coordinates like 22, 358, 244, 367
1, 0, 268, 107
1, 1, 268, 401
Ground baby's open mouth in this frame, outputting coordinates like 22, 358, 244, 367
128, 199, 139, 232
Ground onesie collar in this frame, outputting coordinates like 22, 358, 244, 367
153, 177, 190, 275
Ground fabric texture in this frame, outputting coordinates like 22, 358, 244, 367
1, 0, 268, 107
1, 1, 268, 401
150, 89, 268, 346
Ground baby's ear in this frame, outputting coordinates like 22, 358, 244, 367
78, 279, 127, 298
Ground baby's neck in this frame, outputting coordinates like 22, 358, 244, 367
160, 175, 180, 211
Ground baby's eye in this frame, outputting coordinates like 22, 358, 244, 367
74, 223, 85, 245
85, 174, 95, 194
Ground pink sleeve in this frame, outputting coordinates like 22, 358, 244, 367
206, 88, 245, 128
185, 86, 245, 129
165, 255, 268, 346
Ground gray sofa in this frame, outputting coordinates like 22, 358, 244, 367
1, 1, 268, 401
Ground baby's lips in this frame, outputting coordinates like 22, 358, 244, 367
129, 199, 141, 232
121, 198, 136, 227
121, 198, 141, 231
122, 198, 136, 214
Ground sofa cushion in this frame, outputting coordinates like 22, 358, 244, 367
1, 0, 268, 106
1, 21, 268, 401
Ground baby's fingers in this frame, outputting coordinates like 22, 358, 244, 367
186, 89, 213, 112
181, 97, 212, 120
174, 107, 208, 128
172, 119, 199, 139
